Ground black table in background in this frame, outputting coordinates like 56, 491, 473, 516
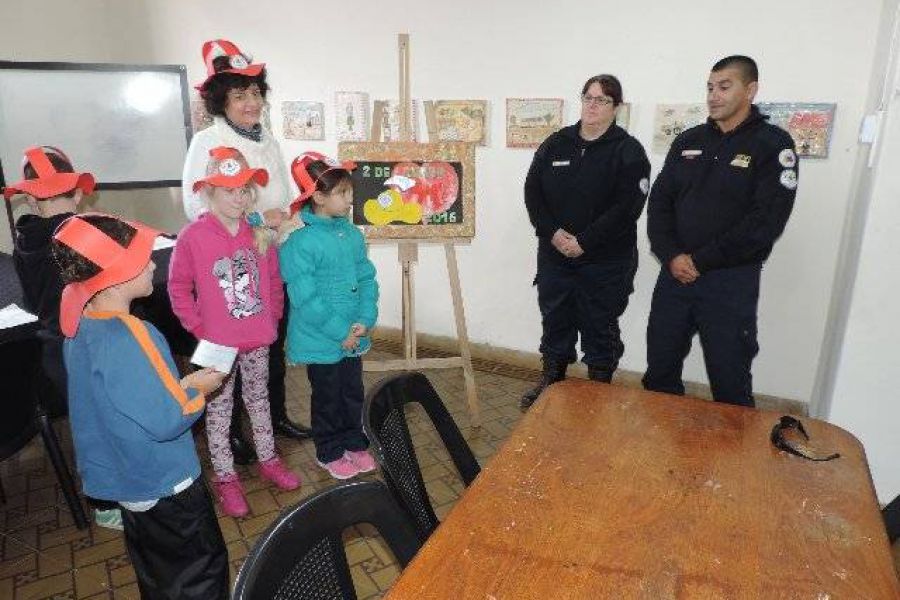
0, 246, 195, 355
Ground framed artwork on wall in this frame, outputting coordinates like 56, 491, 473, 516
506, 98, 564, 148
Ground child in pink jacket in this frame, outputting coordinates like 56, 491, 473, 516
169, 146, 300, 517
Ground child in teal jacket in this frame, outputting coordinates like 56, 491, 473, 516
279, 153, 379, 480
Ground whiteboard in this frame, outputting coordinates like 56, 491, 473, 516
0, 62, 191, 188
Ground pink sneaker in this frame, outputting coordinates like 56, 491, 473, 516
316, 456, 359, 480
258, 457, 301, 491
214, 474, 249, 518
344, 450, 377, 473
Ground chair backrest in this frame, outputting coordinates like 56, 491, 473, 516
363, 372, 481, 539
0, 337, 42, 460
232, 480, 422, 600
883, 494, 900, 544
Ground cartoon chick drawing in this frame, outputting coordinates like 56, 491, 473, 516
363, 175, 423, 225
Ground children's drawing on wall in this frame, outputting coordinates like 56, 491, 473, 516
506, 98, 564, 148
431, 100, 488, 145
652, 103, 706, 153
374, 100, 420, 142
758, 102, 836, 158
335, 91, 370, 142
338, 141, 476, 239
190, 99, 213, 134
616, 102, 632, 131
282, 101, 325, 141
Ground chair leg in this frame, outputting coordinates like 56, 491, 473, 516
38, 415, 89, 530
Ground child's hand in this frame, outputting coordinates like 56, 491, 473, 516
181, 368, 227, 394
263, 208, 288, 229
341, 330, 361, 351
350, 323, 368, 337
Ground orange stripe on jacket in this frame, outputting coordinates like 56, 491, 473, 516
88, 311, 205, 415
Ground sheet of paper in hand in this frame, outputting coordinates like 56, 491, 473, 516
191, 339, 238, 374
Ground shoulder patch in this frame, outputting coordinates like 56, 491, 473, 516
779, 169, 798, 190
778, 148, 797, 168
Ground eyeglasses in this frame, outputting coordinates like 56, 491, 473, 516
227, 87, 263, 103
770, 416, 840, 462
581, 94, 614, 106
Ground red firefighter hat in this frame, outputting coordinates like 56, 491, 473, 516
195, 39, 265, 91
3, 146, 95, 201
54, 214, 161, 337
289, 152, 356, 213
191, 146, 269, 193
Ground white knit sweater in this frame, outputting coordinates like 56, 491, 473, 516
181, 117, 294, 222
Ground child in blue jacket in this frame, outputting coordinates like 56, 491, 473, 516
52, 214, 229, 599
280, 153, 379, 480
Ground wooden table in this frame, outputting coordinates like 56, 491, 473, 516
386, 380, 900, 599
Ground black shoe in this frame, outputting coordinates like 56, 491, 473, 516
519, 358, 568, 411
588, 366, 613, 383
230, 434, 257, 466
273, 417, 313, 440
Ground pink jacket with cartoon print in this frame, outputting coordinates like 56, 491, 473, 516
168, 213, 284, 351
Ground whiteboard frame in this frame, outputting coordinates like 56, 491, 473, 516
0, 61, 192, 242
0, 60, 192, 191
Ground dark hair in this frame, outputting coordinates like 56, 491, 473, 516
307, 160, 352, 195
581, 74, 623, 106
201, 56, 270, 117
52, 216, 137, 283
712, 55, 758, 83
24, 149, 77, 199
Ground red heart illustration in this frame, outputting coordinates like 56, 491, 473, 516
392, 161, 459, 218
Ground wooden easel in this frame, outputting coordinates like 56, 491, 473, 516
367, 34, 480, 427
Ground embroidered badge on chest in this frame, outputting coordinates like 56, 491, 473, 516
639, 178, 650, 195
552, 160, 570, 167
730, 154, 751, 168
681, 149, 702, 160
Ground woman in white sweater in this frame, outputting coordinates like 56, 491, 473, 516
182, 39, 312, 454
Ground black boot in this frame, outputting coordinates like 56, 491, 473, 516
519, 358, 568, 411
588, 366, 613, 383
273, 416, 313, 440
230, 432, 257, 466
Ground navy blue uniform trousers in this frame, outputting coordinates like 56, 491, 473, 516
306, 357, 369, 463
642, 263, 761, 407
537, 249, 637, 371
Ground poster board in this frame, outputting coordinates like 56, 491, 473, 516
338, 141, 475, 239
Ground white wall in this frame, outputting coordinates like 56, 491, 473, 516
827, 1, 900, 502
0, 1, 887, 408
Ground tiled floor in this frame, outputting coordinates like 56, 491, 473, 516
1, 348, 897, 599
0, 348, 533, 599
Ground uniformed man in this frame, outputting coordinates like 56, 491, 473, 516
643, 55, 798, 407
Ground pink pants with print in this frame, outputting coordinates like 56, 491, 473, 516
205, 346, 276, 478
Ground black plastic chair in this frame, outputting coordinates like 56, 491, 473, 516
363, 372, 481, 539
232, 480, 422, 600
0, 336, 88, 529
883, 494, 900, 544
